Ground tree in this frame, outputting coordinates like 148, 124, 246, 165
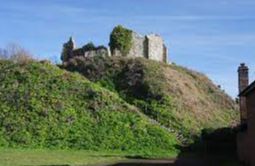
0, 48, 8, 59
0, 43, 33, 63
82, 42, 96, 51
61, 37, 75, 62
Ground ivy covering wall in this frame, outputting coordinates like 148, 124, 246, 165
109, 25, 132, 56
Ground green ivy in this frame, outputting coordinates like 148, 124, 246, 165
109, 25, 132, 56
82, 42, 96, 51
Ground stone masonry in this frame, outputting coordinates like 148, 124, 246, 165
62, 27, 168, 63
127, 32, 145, 58
113, 32, 168, 63
147, 34, 165, 62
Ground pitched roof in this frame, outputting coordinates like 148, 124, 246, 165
239, 80, 255, 96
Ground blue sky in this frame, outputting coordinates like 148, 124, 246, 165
1, 0, 255, 97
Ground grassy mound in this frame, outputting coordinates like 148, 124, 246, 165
0, 60, 178, 156
62, 56, 239, 144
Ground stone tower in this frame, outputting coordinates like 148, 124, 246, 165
238, 63, 249, 125
110, 26, 168, 63
146, 34, 165, 62
112, 32, 168, 63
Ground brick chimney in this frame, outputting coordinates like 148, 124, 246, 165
238, 63, 249, 125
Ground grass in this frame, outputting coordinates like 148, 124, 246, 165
0, 148, 179, 166
0, 148, 124, 166
0, 148, 239, 166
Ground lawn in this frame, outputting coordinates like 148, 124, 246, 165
0, 149, 125, 166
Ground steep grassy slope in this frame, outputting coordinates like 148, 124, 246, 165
0, 60, 178, 156
62, 56, 239, 143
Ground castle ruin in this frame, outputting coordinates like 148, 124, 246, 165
112, 32, 168, 62
61, 26, 168, 63
60, 38, 109, 62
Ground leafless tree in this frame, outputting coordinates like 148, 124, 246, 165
0, 48, 8, 59
0, 43, 34, 63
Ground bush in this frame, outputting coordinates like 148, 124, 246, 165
97, 45, 107, 50
82, 43, 107, 52
109, 25, 132, 56
61, 56, 239, 146
82, 42, 96, 51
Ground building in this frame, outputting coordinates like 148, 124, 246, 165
61, 27, 168, 63
237, 63, 255, 166
112, 32, 168, 63
61, 37, 109, 62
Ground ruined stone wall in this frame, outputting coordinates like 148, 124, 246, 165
112, 49, 122, 57
110, 29, 168, 63
84, 49, 108, 57
163, 44, 168, 63
73, 48, 109, 58
65, 29, 169, 63
126, 32, 145, 58
146, 34, 164, 62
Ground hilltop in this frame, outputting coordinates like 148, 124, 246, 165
62, 56, 239, 143
59, 25, 238, 143
0, 55, 239, 159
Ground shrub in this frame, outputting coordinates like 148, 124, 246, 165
61, 56, 239, 145
109, 25, 132, 56
82, 43, 107, 52
82, 42, 96, 51
97, 45, 107, 50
